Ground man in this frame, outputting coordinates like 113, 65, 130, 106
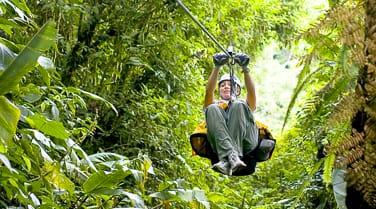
204, 52, 259, 175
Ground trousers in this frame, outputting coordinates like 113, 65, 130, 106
205, 101, 259, 161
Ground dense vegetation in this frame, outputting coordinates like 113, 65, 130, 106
0, 0, 374, 208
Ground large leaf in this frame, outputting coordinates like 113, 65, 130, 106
26, 113, 69, 140
83, 169, 131, 193
0, 96, 20, 144
0, 21, 56, 95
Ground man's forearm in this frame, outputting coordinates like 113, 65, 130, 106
244, 71, 256, 111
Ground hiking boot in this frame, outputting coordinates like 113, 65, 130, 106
228, 153, 246, 175
212, 160, 230, 175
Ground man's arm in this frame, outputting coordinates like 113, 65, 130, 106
204, 53, 229, 108
243, 71, 256, 111
204, 66, 220, 108
235, 53, 256, 111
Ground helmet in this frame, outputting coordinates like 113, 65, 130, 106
218, 74, 241, 88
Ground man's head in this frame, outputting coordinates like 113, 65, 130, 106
218, 74, 241, 100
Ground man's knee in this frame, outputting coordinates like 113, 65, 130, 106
206, 104, 222, 112
230, 101, 248, 110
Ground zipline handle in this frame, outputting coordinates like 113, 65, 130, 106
175, 0, 231, 57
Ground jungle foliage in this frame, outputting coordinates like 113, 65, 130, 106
0, 0, 374, 208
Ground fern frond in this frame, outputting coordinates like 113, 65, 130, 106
331, 129, 364, 160
364, 105, 376, 121
327, 92, 364, 126
342, 145, 364, 166
282, 66, 325, 131
348, 160, 368, 193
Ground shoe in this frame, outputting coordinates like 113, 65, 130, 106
212, 160, 230, 175
228, 153, 246, 175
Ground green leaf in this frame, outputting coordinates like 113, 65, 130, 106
26, 113, 69, 140
22, 155, 32, 171
83, 169, 130, 193
0, 96, 20, 144
0, 21, 56, 95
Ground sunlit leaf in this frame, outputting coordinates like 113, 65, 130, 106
42, 161, 75, 194
22, 155, 31, 171
0, 96, 20, 144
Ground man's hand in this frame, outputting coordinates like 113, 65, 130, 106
213, 53, 229, 67
234, 53, 250, 72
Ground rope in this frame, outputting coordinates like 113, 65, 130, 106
227, 46, 237, 101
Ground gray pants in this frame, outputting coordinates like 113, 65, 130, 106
205, 101, 259, 161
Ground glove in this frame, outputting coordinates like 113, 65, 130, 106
234, 53, 250, 72
213, 53, 229, 67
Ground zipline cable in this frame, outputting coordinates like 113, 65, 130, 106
175, 0, 231, 57
176, 0, 238, 100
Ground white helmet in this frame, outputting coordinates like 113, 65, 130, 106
218, 74, 241, 88
218, 74, 241, 97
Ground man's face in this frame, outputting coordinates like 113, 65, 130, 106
219, 80, 239, 100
